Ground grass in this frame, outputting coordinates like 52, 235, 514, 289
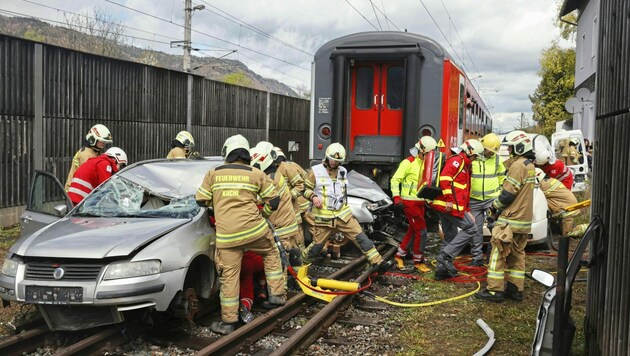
388, 247, 588, 355
0, 224, 20, 255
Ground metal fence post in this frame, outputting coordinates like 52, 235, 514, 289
33, 43, 43, 171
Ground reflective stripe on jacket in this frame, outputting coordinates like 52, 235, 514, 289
494, 156, 536, 233
67, 155, 117, 205
431, 152, 471, 217
305, 163, 353, 223
195, 163, 278, 248
390, 155, 424, 201
267, 174, 299, 237
470, 154, 506, 201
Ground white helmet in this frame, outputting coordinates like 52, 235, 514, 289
250, 141, 277, 172
221, 134, 250, 160
503, 130, 533, 155
175, 131, 195, 148
460, 139, 485, 159
534, 167, 546, 184
325, 143, 346, 162
273, 146, 286, 158
104, 147, 128, 166
417, 136, 438, 154
532, 134, 554, 165
86, 124, 113, 146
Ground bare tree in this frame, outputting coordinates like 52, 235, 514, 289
63, 8, 126, 57
515, 112, 533, 131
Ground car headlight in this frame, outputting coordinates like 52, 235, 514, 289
103, 260, 161, 280
1, 258, 18, 277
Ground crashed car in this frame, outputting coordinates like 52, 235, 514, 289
0, 158, 221, 330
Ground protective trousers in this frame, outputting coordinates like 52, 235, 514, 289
304, 217, 383, 265
396, 200, 428, 262
215, 230, 285, 323
486, 233, 529, 292
466, 198, 495, 260
437, 211, 477, 259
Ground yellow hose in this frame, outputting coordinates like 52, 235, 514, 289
370, 281, 481, 307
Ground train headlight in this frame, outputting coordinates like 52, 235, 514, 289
318, 124, 332, 139
418, 125, 435, 139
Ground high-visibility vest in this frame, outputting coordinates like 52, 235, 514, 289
390, 156, 424, 201
470, 154, 506, 201
310, 164, 352, 221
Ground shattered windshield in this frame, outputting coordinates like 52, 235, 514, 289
74, 175, 199, 219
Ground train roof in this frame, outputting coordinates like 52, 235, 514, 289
314, 31, 458, 66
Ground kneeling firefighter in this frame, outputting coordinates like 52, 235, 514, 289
303, 143, 393, 272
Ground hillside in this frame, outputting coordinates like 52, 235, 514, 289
0, 15, 300, 97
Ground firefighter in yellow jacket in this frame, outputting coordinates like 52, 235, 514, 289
390, 136, 437, 273
535, 168, 579, 236
466, 133, 506, 266
272, 146, 307, 245
251, 141, 303, 275
476, 130, 535, 302
195, 134, 286, 335
167, 131, 195, 159
64, 124, 113, 191
303, 143, 392, 272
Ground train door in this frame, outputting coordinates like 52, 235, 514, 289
349, 62, 403, 149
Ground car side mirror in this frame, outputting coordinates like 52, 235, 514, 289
530, 268, 555, 287
53, 204, 68, 217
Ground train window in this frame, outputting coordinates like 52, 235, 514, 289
356, 67, 374, 110
387, 66, 403, 110
459, 84, 465, 129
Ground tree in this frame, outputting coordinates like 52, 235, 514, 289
529, 41, 576, 137
63, 8, 126, 57
515, 112, 533, 131
223, 72, 252, 87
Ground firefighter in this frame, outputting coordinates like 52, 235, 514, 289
534, 143, 574, 190
67, 147, 127, 205
195, 134, 286, 335
251, 141, 303, 281
476, 130, 536, 302
167, 131, 195, 158
390, 136, 438, 273
64, 124, 113, 191
272, 146, 307, 247
432, 139, 485, 280
466, 133, 506, 266
535, 168, 579, 236
302, 143, 393, 272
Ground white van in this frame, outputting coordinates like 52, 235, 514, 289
551, 129, 589, 192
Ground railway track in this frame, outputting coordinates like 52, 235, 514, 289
0, 244, 399, 356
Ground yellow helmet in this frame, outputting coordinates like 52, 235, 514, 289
325, 143, 346, 162
480, 133, 500, 153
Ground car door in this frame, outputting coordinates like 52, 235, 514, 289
20, 171, 72, 238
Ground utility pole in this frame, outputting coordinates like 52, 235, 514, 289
184, 0, 193, 132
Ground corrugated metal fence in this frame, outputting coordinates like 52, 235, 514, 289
586, 0, 630, 354
0, 34, 310, 209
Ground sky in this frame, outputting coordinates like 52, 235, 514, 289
1, 0, 571, 133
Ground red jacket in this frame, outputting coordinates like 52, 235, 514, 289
541, 160, 573, 190
68, 155, 119, 205
430, 152, 472, 217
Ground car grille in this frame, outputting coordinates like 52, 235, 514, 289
25, 263, 103, 281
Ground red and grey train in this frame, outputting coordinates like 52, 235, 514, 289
309, 31, 492, 186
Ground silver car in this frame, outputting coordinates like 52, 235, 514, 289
0, 158, 221, 330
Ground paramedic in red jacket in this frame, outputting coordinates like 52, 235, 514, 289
534, 147, 574, 190
431, 139, 485, 280
67, 147, 128, 205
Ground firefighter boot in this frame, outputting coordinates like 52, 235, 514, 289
263, 295, 286, 309
394, 256, 405, 270
475, 288, 504, 303
434, 263, 457, 280
436, 253, 458, 274
370, 259, 394, 274
504, 282, 524, 301
414, 261, 431, 273
210, 320, 237, 335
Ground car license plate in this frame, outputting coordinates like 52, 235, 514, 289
25, 286, 83, 304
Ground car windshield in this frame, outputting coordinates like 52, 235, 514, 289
74, 175, 199, 219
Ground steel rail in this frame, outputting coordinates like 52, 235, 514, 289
194, 246, 391, 356
270, 246, 396, 355
0, 325, 49, 356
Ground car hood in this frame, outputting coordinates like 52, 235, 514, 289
14, 217, 189, 259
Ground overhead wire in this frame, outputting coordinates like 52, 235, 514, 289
104, 0, 311, 72
379, 0, 392, 31
344, 0, 379, 31
196, 0, 313, 57
368, 0, 383, 31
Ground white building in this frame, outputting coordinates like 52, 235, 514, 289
559, 0, 599, 142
